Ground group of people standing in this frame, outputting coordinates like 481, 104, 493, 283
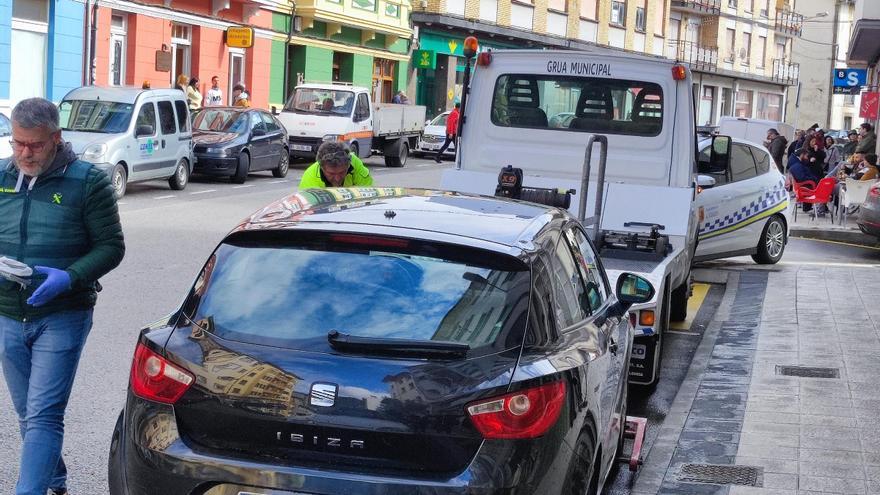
174, 75, 251, 111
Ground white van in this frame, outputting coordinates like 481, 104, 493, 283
59, 87, 193, 198
718, 116, 795, 145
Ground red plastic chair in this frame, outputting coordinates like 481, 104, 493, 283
793, 177, 836, 223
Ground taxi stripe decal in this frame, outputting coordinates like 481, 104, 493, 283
698, 200, 789, 240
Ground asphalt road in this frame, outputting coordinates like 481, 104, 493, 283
1, 157, 878, 493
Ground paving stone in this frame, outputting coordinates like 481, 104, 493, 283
734, 456, 798, 475
797, 475, 867, 494
798, 459, 866, 479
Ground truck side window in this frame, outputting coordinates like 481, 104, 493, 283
354, 94, 370, 122
174, 100, 189, 132
730, 144, 758, 183
157, 100, 177, 135
135, 103, 157, 136
565, 228, 608, 315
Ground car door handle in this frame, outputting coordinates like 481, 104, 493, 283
161, 139, 166, 148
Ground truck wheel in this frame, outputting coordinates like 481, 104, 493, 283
752, 215, 786, 265
168, 158, 189, 190
384, 141, 407, 168
670, 280, 689, 322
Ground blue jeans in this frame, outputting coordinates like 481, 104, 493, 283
0, 310, 93, 495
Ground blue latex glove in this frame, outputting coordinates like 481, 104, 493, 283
27, 266, 72, 307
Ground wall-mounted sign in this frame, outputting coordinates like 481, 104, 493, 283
226, 27, 254, 48
413, 50, 435, 69
833, 86, 861, 95
861, 92, 879, 120
155, 50, 171, 72
832, 68, 867, 88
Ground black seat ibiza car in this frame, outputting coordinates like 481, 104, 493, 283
109, 187, 653, 495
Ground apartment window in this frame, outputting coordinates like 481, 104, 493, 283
385, 3, 400, 17
757, 35, 766, 68
725, 28, 736, 62
653, 0, 665, 36
635, 7, 646, 32
352, 0, 377, 11
844, 94, 856, 106
549, 0, 566, 12
775, 41, 785, 61
741, 32, 751, 65
758, 0, 768, 17
580, 0, 597, 19
735, 89, 753, 118
744, 0, 752, 12
611, 1, 626, 26
756, 92, 781, 120
844, 116, 852, 130
728, 0, 737, 8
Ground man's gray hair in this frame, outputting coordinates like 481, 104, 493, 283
317, 141, 351, 168
767, 128, 779, 136
11, 98, 60, 132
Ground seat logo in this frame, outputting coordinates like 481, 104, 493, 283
310, 383, 337, 407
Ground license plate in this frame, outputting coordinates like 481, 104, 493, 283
631, 343, 647, 360
423, 144, 439, 150
291, 144, 312, 152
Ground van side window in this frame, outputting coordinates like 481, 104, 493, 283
135, 103, 157, 136
730, 144, 758, 182
174, 100, 189, 132
157, 101, 177, 135
751, 146, 771, 174
354, 94, 370, 122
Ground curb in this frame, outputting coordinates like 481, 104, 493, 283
789, 226, 879, 247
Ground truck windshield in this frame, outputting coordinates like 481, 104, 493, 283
491, 75, 663, 137
59, 100, 134, 133
285, 88, 355, 116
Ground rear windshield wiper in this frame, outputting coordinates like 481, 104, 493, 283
327, 330, 470, 358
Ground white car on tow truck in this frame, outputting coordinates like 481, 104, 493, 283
441, 45, 716, 389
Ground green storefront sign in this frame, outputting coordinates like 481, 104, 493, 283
417, 31, 517, 58
413, 49, 435, 69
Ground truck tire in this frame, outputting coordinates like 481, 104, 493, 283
670, 280, 689, 322
384, 140, 408, 168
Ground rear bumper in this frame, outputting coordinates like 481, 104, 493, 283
113, 395, 577, 495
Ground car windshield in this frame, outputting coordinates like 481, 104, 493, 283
185, 235, 530, 351
192, 109, 248, 134
285, 88, 355, 116
430, 113, 448, 126
58, 100, 134, 133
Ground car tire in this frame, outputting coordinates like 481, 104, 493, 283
108, 410, 127, 495
232, 152, 250, 184
563, 431, 598, 495
752, 215, 786, 265
168, 158, 189, 190
110, 163, 127, 199
272, 147, 290, 178
670, 280, 689, 322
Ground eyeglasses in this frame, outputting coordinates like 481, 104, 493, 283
9, 139, 51, 153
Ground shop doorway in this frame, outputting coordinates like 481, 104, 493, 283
228, 52, 245, 104
109, 12, 127, 86
170, 23, 191, 85
373, 59, 396, 103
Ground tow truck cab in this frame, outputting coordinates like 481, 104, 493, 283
441, 48, 700, 387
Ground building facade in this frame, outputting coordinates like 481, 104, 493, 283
0, 0, 84, 114
669, 0, 801, 127
411, 0, 670, 118
847, 0, 880, 152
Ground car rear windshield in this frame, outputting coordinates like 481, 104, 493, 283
59, 100, 134, 133
184, 233, 530, 353
192, 109, 248, 134
491, 74, 663, 137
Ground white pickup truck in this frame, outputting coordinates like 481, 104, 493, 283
441, 46, 726, 388
277, 83, 426, 167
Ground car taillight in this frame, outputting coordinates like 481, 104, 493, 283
870, 184, 880, 198
466, 381, 566, 439
131, 343, 194, 404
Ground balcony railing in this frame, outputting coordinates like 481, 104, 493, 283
775, 10, 803, 36
669, 40, 719, 72
771, 58, 799, 85
670, 0, 720, 14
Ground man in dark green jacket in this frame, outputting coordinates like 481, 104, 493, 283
0, 98, 124, 495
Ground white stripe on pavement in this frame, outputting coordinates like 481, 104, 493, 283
153, 195, 175, 200
268, 180, 288, 184
232, 184, 255, 189
190, 189, 217, 195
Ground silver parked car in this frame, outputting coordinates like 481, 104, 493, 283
59, 87, 194, 198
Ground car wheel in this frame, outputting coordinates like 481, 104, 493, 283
563, 432, 598, 495
108, 410, 127, 495
349, 141, 360, 158
232, 151, 250, 184
751, 215, 786, 265
111, 163, 127, 199
272, 147, 290, 178
670, 280, 689, 322
168, 158, 189, 190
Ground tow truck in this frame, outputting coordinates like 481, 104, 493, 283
441, 38, 724, 390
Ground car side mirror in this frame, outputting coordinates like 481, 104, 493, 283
616, 272, 655, 308
696, 174, 716, 189
708, 135, 731, 176
135, 124, 154, 137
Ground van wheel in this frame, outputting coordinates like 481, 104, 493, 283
168, 158, 189, 190
752, 215, 786, 264
111, 164, 127, 199
232, 152, 250, 184
272, 148, 289, 178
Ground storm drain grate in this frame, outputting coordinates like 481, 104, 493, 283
678, 464, 762, 486
776, 365, 840, 379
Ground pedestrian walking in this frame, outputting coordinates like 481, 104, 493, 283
435, 102, 460, 163
0, 98, 125, 495
187, 77, 202, 111
205, 76, 223, 107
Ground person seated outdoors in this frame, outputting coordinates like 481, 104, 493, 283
855, 153, 879, 181
827, 152, 864, 178
789, 148, 819, 185
299, 141, 373, 189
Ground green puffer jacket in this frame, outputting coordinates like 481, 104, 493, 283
0, 143, 125, 320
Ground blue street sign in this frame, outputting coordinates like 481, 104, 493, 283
833, 68, 867, 88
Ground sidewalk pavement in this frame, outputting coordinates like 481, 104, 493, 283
788, 206, 878, 247
631, 264, 880, 494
